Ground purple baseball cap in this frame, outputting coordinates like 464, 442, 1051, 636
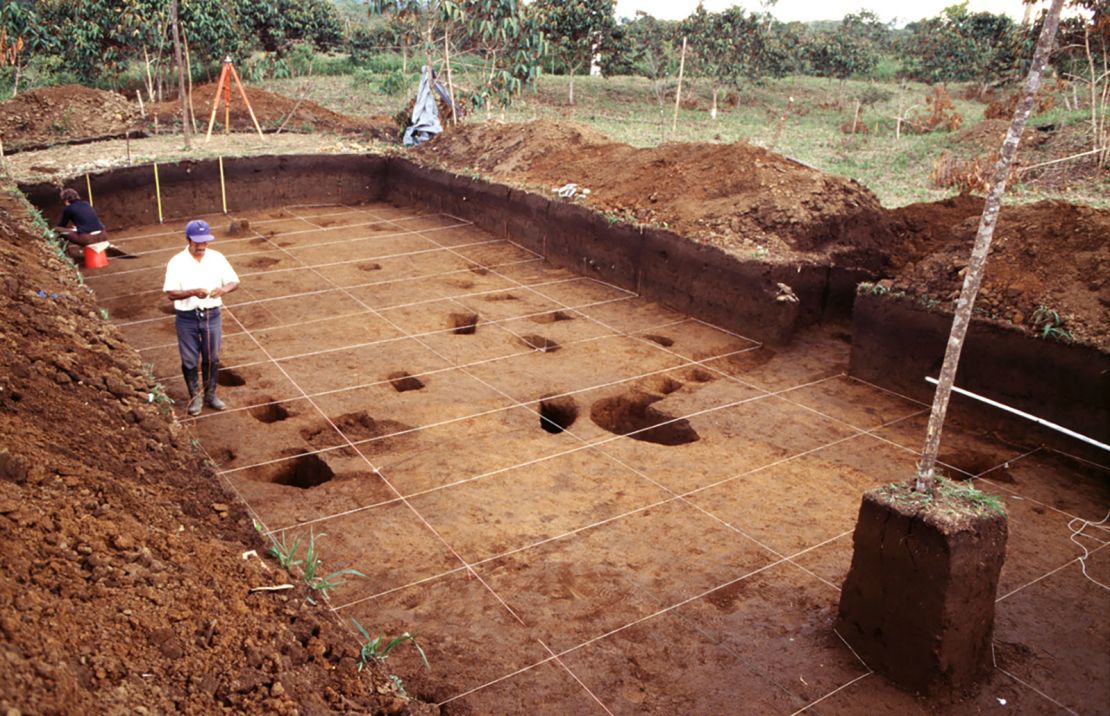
185, 219, 215, 243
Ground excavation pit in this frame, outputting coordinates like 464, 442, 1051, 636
538, 395, 579, 434
590, 391, 700, 446
266, 453, 335, 490
449, 313, 479, 335
250, 401, 291, 424
25, 156, 1106, 714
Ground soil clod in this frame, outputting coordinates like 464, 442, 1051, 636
388, 371, 425, 392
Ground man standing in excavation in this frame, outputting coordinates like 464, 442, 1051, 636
163, 220, 240, 416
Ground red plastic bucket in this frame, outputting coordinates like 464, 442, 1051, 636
83, 245, 109, 269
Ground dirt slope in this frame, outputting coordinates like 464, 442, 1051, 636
0, 85, 140, 151
887, 195, 1110, 349
415, 119, 898, 268
0, 187, 435, 714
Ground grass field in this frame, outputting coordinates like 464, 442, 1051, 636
261, 60, 1107, 209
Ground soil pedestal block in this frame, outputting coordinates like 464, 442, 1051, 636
836, 486, 1007, 697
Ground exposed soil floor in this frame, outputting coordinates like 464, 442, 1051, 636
84, 201, 1110, 713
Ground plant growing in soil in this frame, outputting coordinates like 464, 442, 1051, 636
302, 532, 365, 598
352, 618, 429, 673
881, 474, 1005, 518
1031, 305, 1073, 342
268, 531, 303, 571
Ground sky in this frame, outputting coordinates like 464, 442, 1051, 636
613, 0, 1039, 25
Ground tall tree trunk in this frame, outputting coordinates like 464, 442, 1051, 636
711, 86, 719, 120
569, 70, 575, 106
916, 0, 1066, 493
170, 0, 192, 148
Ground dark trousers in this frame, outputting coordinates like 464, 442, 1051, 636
175, 307, 222, 396
64, 230, 110, 261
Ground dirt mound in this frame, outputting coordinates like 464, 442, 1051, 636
416, 119, 896, 267
887, 195, 1110, 349
0, 188, 434, 713
0, 85, 140, 151
150, 83, 396, 140
417, 119, 619, 175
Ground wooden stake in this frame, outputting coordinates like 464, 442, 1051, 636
86, 174, 94, 207
219, 156, 227, 214
227, 62, 265, 138
153, 163, 164, 224
205, 61, 230, 142
851, 99, 862, 135
672, 36, 687, 136
183, 27, 197, 133
136, 90, 146, 118
444, 24, 457, 126
143, 46, 155, 103
768, 96, 794, 152
125, 130, 131, 166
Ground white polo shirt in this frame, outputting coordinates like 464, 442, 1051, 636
163, 247, 240, 311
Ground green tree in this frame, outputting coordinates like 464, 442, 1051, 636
807, 11, 886, 82
235, 0, 343, 56
681, 5, 794, 118
900, 3, 1021, 87
533, 0, 615, 105
599, 12, 677, 108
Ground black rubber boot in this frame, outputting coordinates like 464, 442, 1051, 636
203, 362, 226, 411
183, 366, 202, 416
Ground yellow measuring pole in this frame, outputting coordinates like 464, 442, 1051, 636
153, 162, 164, 224
85, 174, 94, 207
219, 156, 227, 214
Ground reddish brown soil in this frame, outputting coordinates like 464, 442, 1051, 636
0, 190, 435, 714
0, 85, 140, 151
0, 83, 396, 152
415, 119, 897, 265
414, 120, 1110, 349
886, 195, 1110, 349
149, 82, 397, 140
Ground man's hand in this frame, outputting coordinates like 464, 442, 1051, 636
194, 288, 208, 299
208, 287, 223, 298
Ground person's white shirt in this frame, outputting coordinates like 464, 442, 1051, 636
163, 247, 240, 311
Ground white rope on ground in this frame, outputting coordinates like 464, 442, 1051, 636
788, 671, 874, 715
1068, 510, 1110, 590
1047, 447, 1110, 471
153, 294, 641, 384
115, 266, 580, 327
87, 214, 479, 283
92, 224, 490, 291
218, 340, 771, 512
107, 206, 364, 244
536, 639, 616, 716
221, 301, 501, 620
246, 207, 535, 630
